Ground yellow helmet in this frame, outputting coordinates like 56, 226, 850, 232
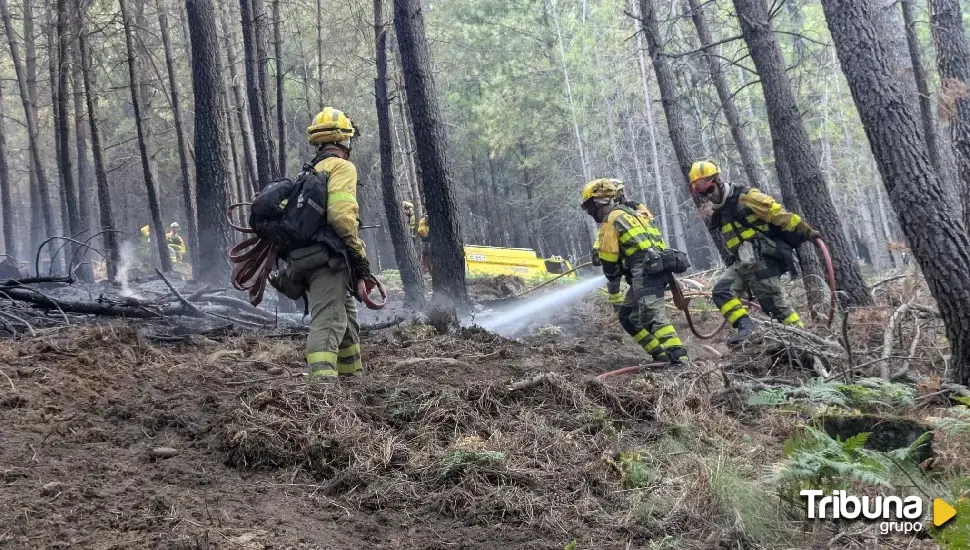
140, 225, 150, 237
688, 160, 720, 189
402, 201, 413, 208
307, 107, 356, 147
580, 178, 622, 205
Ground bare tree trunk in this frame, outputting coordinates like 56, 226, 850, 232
70, 48, 91, 238
637, 0, 723, 260
158, 1, 200, 275
77, 3, 119, 281
547, 0, 591, 182
1, 0, 56, 258
120, 0, 171, 272
239, 0, 275, 187
272, 0, 285, 175
686, 0, 769, 191
394, 0, 468, 307
0, 82, 12, 256
219, 0, 257, 194
187, 0, 233, 284
930, 0, 970, 229
733, 0, 872, 306
630, 0, 669, 238
375, 0, 423, 306
316, 0, 324, 104
252, 0, 276, 174
901, 0, 943, 174
822, 0, 970, 383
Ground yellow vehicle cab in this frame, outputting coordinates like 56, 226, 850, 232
464, 245, 575, 280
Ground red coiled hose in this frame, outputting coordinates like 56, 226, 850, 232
227, 203, 277, 306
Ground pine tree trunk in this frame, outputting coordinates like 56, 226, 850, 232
159, 2, 200, 275
120, 0, 171, 272
821, 0, 970, 383
0, 0, 56, 259
629, 0, 669, 239
219, 0, 258, 194
70, 45, 94, 282
316, 0, 324, 103
23, 0, 44, 255
394, 0, 468, 308
733, 0, 872, 306
929, 0, 970, 229
272, 0, 285, 175
0, 82, 13, 256
772, 139, 826, 316
375, 0, 424, 306
251, 0, 277, 172
187, 0, 233, 285
49, 18, 71, 264
637, 0, 725, 261
77, 5, 120, 281
547, 0, 592, 183
239, 0, 274, 187
686, 0, 768, 191
901, 0, 943, 174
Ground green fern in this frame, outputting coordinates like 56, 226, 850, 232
748, 389, 788, 407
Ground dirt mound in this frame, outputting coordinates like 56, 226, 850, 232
467, 275, 527, 300
0, 320, 668, 549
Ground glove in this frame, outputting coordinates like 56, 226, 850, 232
590, 247, 601, 267
795, 221, 822, 241
608, 292, 623, 306
349, 253, 372, 282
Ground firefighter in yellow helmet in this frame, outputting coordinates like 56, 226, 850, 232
166, 222, 187, 263
402, 201, 417, 240
270, 107, 369, 380
581, 178, 689, 367
689, 160, 820, 345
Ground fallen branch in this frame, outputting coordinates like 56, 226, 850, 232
0, 275, 74, 287
1, 287, 185, 318
192, 294, 278, 321
507, 372, 558, 391
156, 269, 206, 318
881, 301, 913, 378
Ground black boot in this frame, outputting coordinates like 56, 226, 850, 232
726, 316, 756, 346
651, 351, 670, 365
666, 347, 688, 367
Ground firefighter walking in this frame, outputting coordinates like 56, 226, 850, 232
269, 107, 371, 380
581, 179, 689, 366
688, 161, 820, 345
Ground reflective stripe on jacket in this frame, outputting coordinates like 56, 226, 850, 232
314, 156, 365, 258
595, 203, 667, 293
715, 187, 802, 252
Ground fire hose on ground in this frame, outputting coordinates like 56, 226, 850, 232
226, 203, 387, 310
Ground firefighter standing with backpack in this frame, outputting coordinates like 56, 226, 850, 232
269, 107, 374, 380
688, 161, 820, 345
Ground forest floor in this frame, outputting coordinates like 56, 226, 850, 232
0, 271, 967, 549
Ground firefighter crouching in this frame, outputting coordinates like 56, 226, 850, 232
688, 160, 820, 345
269, 107, 371, 380
581, 178, 689, 367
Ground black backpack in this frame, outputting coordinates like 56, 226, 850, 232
249, 154, 332, 253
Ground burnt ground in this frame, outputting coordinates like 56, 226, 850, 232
0, 277, 957, 550
0, 295, 679, 550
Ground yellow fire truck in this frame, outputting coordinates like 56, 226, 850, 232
464, 245, 575, 280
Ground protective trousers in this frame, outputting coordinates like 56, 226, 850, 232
617, 265, 684, 359
281, 245, 362, 378
712, 254, 801, 328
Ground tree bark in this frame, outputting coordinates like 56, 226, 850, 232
637, 0, 724, 261
70, 47, 91, 245
0, 0, 56, 256
239, 0, 275, 187
272, 0, 285, 175
733, 0, 872, 306
187, 0, 233, 284
547, 0, 591, 183
120, 0, 171, 272
0, 82, 12, 256
375, 0, 424, 306
159, 1, 201, 275
316, 0, 324, 104
901, 0, 943, 174
219, 0, 257, 194
251, 0, 277, 171
930, 0, 970, 229
77, 5, 120, 281
393, 0, 468, 307
686, 0, 769, 191
821, 0, 970, 384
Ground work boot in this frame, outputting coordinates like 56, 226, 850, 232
666, 347, 688, 368
307, 366, 338, 385
726, 316, 756, 347
651, 351, 670, 365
